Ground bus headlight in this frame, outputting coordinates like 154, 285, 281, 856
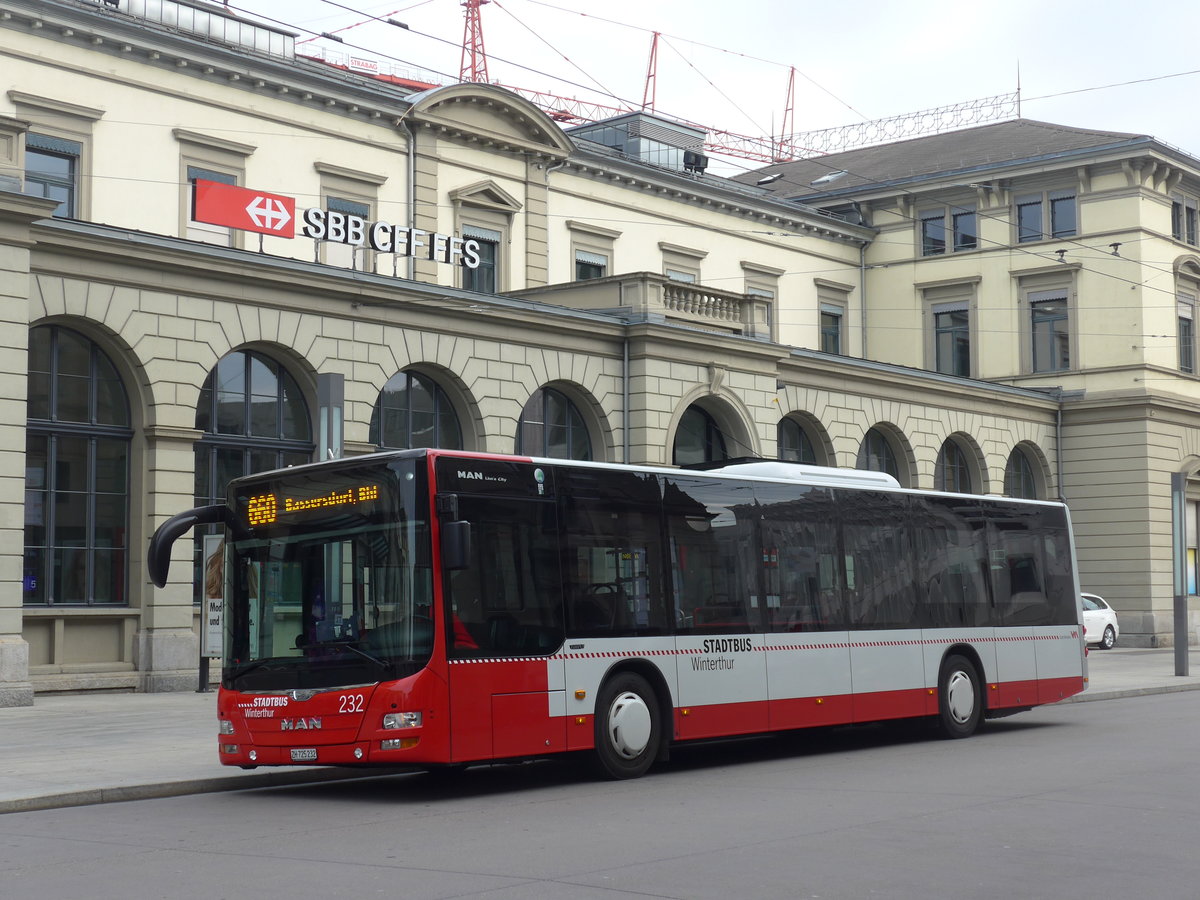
382, 711, 422, 729
219, 719, 235, 735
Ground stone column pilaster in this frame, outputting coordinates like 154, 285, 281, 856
0, 188, 57, 706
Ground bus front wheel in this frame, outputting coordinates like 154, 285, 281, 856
593, 672, 660, 779
937, 654, 982, 739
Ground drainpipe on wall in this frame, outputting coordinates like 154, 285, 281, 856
1052, 387, 1085, 503
859, 242, 869, 358
623, 335, 631, 464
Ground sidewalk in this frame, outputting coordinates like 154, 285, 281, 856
1, 647, 1198, 815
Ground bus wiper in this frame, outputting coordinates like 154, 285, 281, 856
228, 658, 288, 680
308, 639, 392, 670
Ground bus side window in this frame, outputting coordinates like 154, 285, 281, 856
664, 475, 759, 634
559, 470, 667, 637
444, 497, 564, 657
755, 483, 842, 631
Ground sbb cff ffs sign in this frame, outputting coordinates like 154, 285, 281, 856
300, 209, 481, 269
191, 180, 480, 268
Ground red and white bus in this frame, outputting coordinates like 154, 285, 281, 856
148, 450, 1087, 779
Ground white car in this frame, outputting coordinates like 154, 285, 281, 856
1081, 592, 1119, 650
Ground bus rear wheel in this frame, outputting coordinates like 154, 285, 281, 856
593, 672, 660, 779
937, 654, 982, 739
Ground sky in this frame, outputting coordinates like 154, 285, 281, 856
226, 0, 1200, 178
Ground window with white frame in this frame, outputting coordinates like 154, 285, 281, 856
1180, 293, 1196, 374
1029, 289, 1071, 372
24, 133, 80, 218
10, 91, 103, 222
819, 302, 844, 354
575, 249, 608, 280
922, 280, 977, 376
314, 162, 386, 271
660, 242, 706, 283
451, 181, 520, 292
919, 205, 977, 256
463, 224, 501, 293
176, 128, 254, 248
568, 220, 619, 282
933, 300, 971, 376
743, 263, 783, 341
1172, 194, 1199, 246
1016, 189, 1077, 242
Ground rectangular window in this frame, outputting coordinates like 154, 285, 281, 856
919, 207, 976, 256
463, 225, 500, 293
952, 208, 978, 251
25, 133, 81, 218
1049, 190, 1077, 238
1180, 296, 1196, 374
1016, 194, 1044, 242
819, 303, 843, 354
574, 249, 607, 280
1030, 292, 1070, 372
1016, 190, 1076, 242
664, 475, 760, 634
920, 210, 946, 256
1174, 196, 1200, 246
933, 302, 970, 376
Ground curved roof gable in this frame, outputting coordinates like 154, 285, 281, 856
405, 83, 573, 158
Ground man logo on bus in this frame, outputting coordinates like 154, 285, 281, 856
280, 717, 322, 731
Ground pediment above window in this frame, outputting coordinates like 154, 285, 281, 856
449, 179, 523, 213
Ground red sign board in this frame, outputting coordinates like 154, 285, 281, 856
192, 180, 296, 238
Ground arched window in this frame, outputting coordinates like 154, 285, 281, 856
935, 439, 972, 493
194, 351, 312, 601
1004, 446, 1039, 499
369, 370, 462, 450
673, 405, 729, 466
517, 387, 591, 459
24, 325, 131, 605
856, 427, 898, 479
778, 417, 816, 464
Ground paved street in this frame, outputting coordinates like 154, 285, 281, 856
2, 689, 1200, 899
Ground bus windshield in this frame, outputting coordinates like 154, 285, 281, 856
222, 457, 432, 693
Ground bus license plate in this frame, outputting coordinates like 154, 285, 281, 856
290, 748, 318, 762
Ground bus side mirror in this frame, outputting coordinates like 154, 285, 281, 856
442, 521, 471, 570
147, 504, 230, 588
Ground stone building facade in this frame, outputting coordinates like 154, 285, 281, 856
0, 0, 1152, 704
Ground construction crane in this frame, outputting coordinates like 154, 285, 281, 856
298, 2, 1017, 164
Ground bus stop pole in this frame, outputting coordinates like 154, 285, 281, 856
1172, 472, 1189, 676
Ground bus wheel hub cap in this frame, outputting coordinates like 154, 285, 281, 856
608, 692, 652, 758
946, 671, 974, 723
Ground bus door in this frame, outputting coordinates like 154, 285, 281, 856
664, 475, 767, 740
440, 467, 566, 763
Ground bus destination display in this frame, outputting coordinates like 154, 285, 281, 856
245, 484, 380, 526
